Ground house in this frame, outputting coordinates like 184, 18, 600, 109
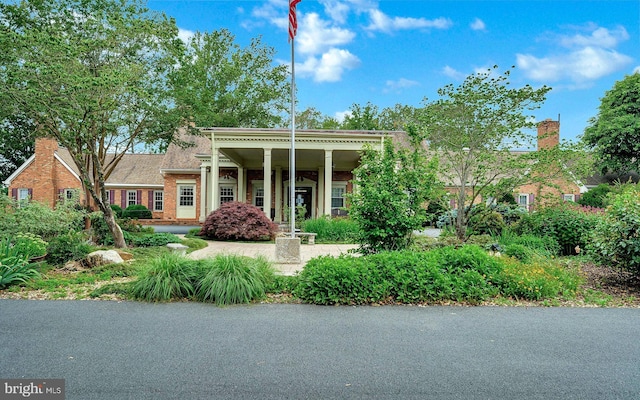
3, 119, 593, 222
4, 128, 393, 223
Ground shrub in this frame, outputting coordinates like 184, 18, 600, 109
0, 238, 40, 289
468, 205, 506, 236
46, 231, 93, 265
132, 253, 198, 301
587, 186, 640, 275
200, 202, 277, 241
11, 233, 48, 259
577, 184, 612, 209
110, 204, 124, 218
125, 232, 181, 247
300, 216, 358, 243
123, 204, 152, 219
514, 205, 601, 255
497, 229, 559, 258
347, 138, 440, 254
0, 194, 86, 241
195, 254, 272, 305
503, 243, 534, 263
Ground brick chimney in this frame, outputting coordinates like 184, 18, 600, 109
32, 137, 59, 206
537, 119, 559, 150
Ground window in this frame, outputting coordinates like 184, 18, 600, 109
254, 186, 264, 209
154, 191, 164, 211
518, 194, 529, 207
179, 186, 194, 206
127, 190, 137, 207
18, 188, 30, 202
220, 186, 235, 205
563, 194, 575, 202
63, 188, 79, 203
331, 186, 345, 209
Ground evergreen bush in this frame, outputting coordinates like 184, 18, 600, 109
123, 204, 152, 219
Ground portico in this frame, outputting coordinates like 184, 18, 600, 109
197, 128, 389, 222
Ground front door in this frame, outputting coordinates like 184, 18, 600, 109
176, 184, 196, 219
294, 186, 312, 219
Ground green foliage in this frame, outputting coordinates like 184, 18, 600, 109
124, 232, 181, 247
503, 244, 534, 263
295, 245, 581, 305
514, 205, 601, 255
583, 73, 640, 174
123, 204, 153, 219
185, 228, 203, 238
347, 137, 439, 254
587, 186, 640, 274
109, 204, 124, 218
180, 238, 208, 251
46, 232, 93, 265
132, 253, 199, 302
497, 229, 560, 258
300, 216, 358, 243
170, 29, 289, 128
195, 254, 273, 305
468, 205, 506, 236
10, 233, 48, 259
0, 238, 40, 289
577, 184, 613, 209
416, 66, 551, 240
0, 114, 35, 183
0, 195, 86, 242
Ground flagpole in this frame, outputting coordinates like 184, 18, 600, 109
290, 33, 296, 238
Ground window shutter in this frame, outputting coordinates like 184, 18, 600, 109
449, 198, 455, 208
148, 190, 154, 210
575, 194, 581, 202
28, 188, 33, 199
109, 190, 115, 204
58, 189, 64, 200
136, 190, 142, 205
529, 194, 535, 211
11, 188, 17, 200
121, 190, 126, 208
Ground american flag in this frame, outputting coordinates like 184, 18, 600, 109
289, 0, 301, 41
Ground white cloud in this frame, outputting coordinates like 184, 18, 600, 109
319, 0, 351, 24
178, 28, 195, 43
297, 13, 356, 55
297, 48, 361, 82
470, 18, 485, 31
634, 66, 640, 74
517, 24, 633, 85
517, 46, 633, 83
558, 26, 629, 49
365, 9, 452, 33
384, 78, 419, 93
442, 66, 466, 80
334, 110, 352, 123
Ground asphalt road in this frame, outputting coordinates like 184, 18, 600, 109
1, 300, 639, 400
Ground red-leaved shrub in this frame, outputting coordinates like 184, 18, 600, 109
200, 202, 277, 241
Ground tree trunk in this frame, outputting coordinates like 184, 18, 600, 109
104, 206, 127, 248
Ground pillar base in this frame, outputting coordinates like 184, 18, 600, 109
275, 237, 301, 264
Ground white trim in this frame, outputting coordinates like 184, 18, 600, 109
563, 193, 576, 202
53, 153, 81, 182
517, 193, 529, 207
2, 155, 35, 186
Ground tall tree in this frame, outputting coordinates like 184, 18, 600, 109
414, 66, 552, 240
341, 102, 382, 130
0, 0, 187, 248
295, 107, 340, 129
583, 73, 640, 175
170, 30, 290, 128
0, 114, 35, 183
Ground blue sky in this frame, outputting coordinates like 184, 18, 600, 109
148, 0, 640, 143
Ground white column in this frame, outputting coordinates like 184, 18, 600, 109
275, 166, 283, 223
237, 166, 245, 203
199, 165, 207, 222
211, 149, 219, 212
324, 149, 333, 217
263, 148, 272, 219
317, 166, 324, 216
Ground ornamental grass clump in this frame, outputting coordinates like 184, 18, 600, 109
132, 253, 198, 301
196, 254, 273, 305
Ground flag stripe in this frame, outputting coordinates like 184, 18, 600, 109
289, 0, 301, 41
